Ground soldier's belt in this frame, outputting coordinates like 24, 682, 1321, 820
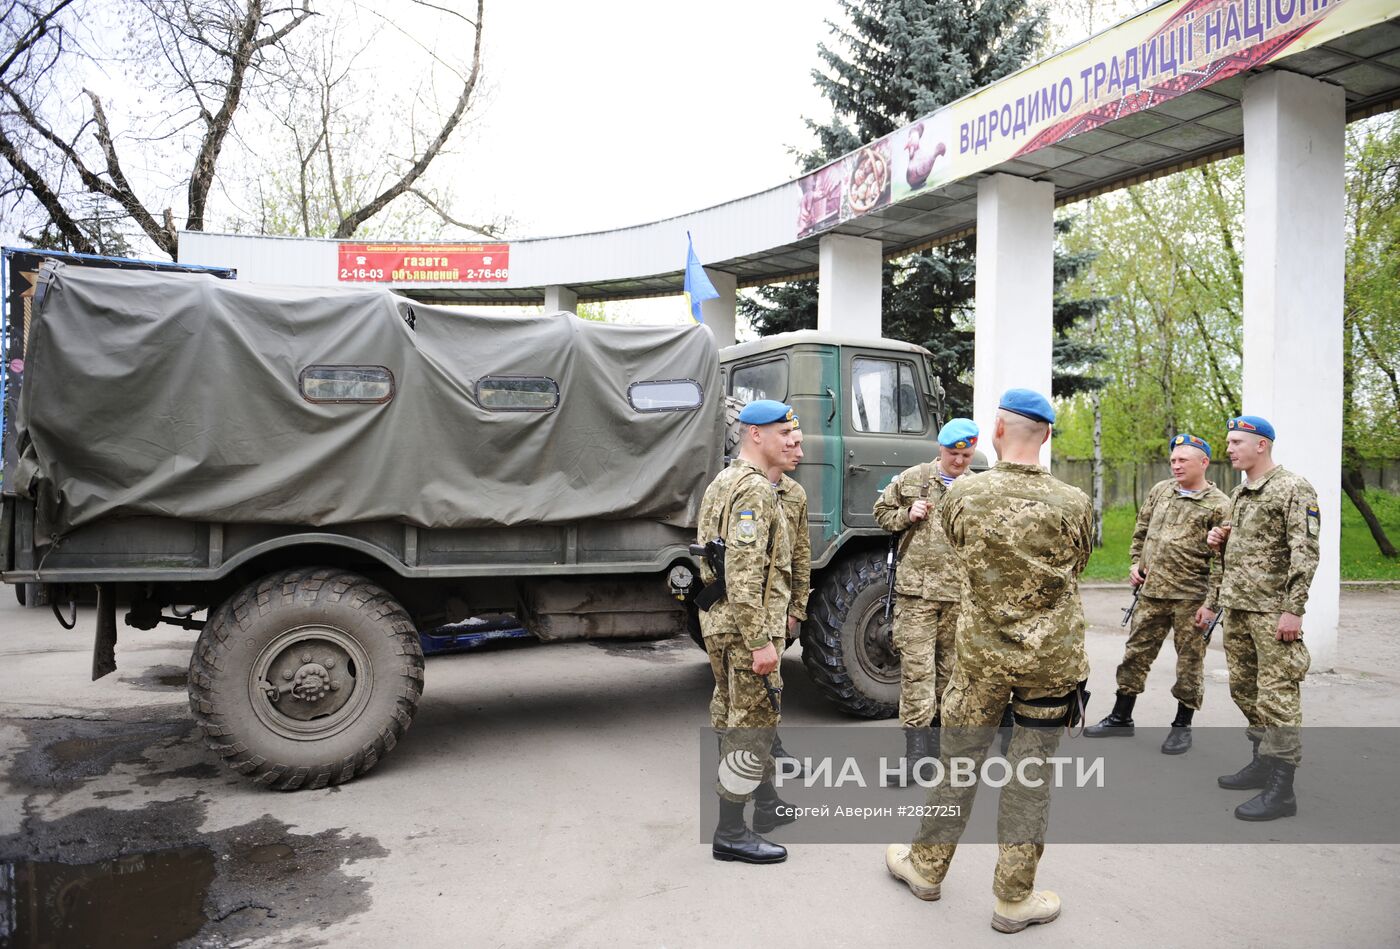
1011, 681, 1090, 731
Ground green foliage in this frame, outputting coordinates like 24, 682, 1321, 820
1057, 114, 1400, 482
1055, 160, 1247, 462
1083, 503, 1138, 580
743, 0, 1105, 416
1082, 490, 1400, 582
575, 302, 612, 323
1340, 489, 1400, 580
799, 0, 1046, 171
741, 281, 818, 336
1344, 114, 1400, 464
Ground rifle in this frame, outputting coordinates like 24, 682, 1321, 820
761, 674, 782, 712
690, 539, 727, 611
1201, 608, 1223, 645
883, 532, 899, 622
1120, 584, 1142, 627
1201, 546, 1226, 645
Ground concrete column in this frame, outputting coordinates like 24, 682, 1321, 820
972, 173, 1055, 468
1242, 71, 1345, 670
543, 285, 577, 314
817, 234, 882, 338
700, 269, 737, 347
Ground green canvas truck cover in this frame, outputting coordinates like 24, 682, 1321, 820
13, 263, 722, 538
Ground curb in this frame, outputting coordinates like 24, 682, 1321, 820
1082, 580, 1400, 589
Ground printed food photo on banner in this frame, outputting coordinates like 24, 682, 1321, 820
843, 137, 893, 217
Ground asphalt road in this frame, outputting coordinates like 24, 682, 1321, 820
2, 588, 1397, 947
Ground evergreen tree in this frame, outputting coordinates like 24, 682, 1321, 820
742, 0, 1106, 413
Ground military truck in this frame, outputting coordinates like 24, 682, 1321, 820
1, 259, 948, 789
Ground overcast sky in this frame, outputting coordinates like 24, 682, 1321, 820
452, 0, 845, 239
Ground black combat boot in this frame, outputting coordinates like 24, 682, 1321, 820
1083, 692, 1137, 737
1160, 703, 1194, 755
771, 732, 806, 779
886, 728, 928, 788
713, 797, 787, 864
924, 715, 941, 767
998, 705, 1014, 757
1234, 758, 1297, 821
752, 780, 799, 834
1217, 736, 1270, 789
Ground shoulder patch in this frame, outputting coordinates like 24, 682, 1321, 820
1306, 502, 1320, 537
735, 510, 759, 544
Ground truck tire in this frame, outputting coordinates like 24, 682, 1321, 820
189, 567, 424, 790
723, 395, 745, 459
801, 551, 900, 718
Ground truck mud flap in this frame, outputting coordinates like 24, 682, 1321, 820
92, 583, 117, 680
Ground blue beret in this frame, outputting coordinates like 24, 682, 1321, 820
938, 417, 979, 449
999, 388, 1055, 424
1171, 433, 1211, 458
738, 399, 795, 425
1228, 415, 1275, 441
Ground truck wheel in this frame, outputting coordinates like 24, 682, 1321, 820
723, 395, 745, 459
802, 551, 900, 718
189, 567, 424, 790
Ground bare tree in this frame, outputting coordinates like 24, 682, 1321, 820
0, 0, 491, 258
247, 0, 504, 241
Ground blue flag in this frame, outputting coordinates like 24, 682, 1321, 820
683, 232, 719, 323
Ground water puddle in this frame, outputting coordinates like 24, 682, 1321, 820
587, 635, 693, 664
3, 720, 384, 945
0, 846, 216, 946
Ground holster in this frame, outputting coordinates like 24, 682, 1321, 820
690, 539, 727, 612
1011, 680, 1091, 730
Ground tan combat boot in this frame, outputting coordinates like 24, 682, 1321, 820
883, 844, 941, 901
992, 890, 1061, 933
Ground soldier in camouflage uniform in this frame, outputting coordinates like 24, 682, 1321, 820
769, 424, 810, 778
776, 426, 811, 644
885, 389, 1089, 934
873, 417, 979, 784
1207, 415, 1318, 822
696, 399, 796, 864
1085, 433, 1229, 754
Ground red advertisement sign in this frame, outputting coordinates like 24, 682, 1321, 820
336, 242, 510, 283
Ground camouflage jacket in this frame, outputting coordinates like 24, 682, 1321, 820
940, 462, 1093, 689
872, 461, 960, 602
777, 474, 811, 620
1130, 478, 1230, 602
1218, 465, 1320, 615
696, 458, 792, 649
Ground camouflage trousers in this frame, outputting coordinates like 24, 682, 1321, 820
1223, 608, 1310, 766
705, 630, 781, 803
1115, 595, 1207, 709
908, 669, 1068, 902
893, 594, 958, 727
